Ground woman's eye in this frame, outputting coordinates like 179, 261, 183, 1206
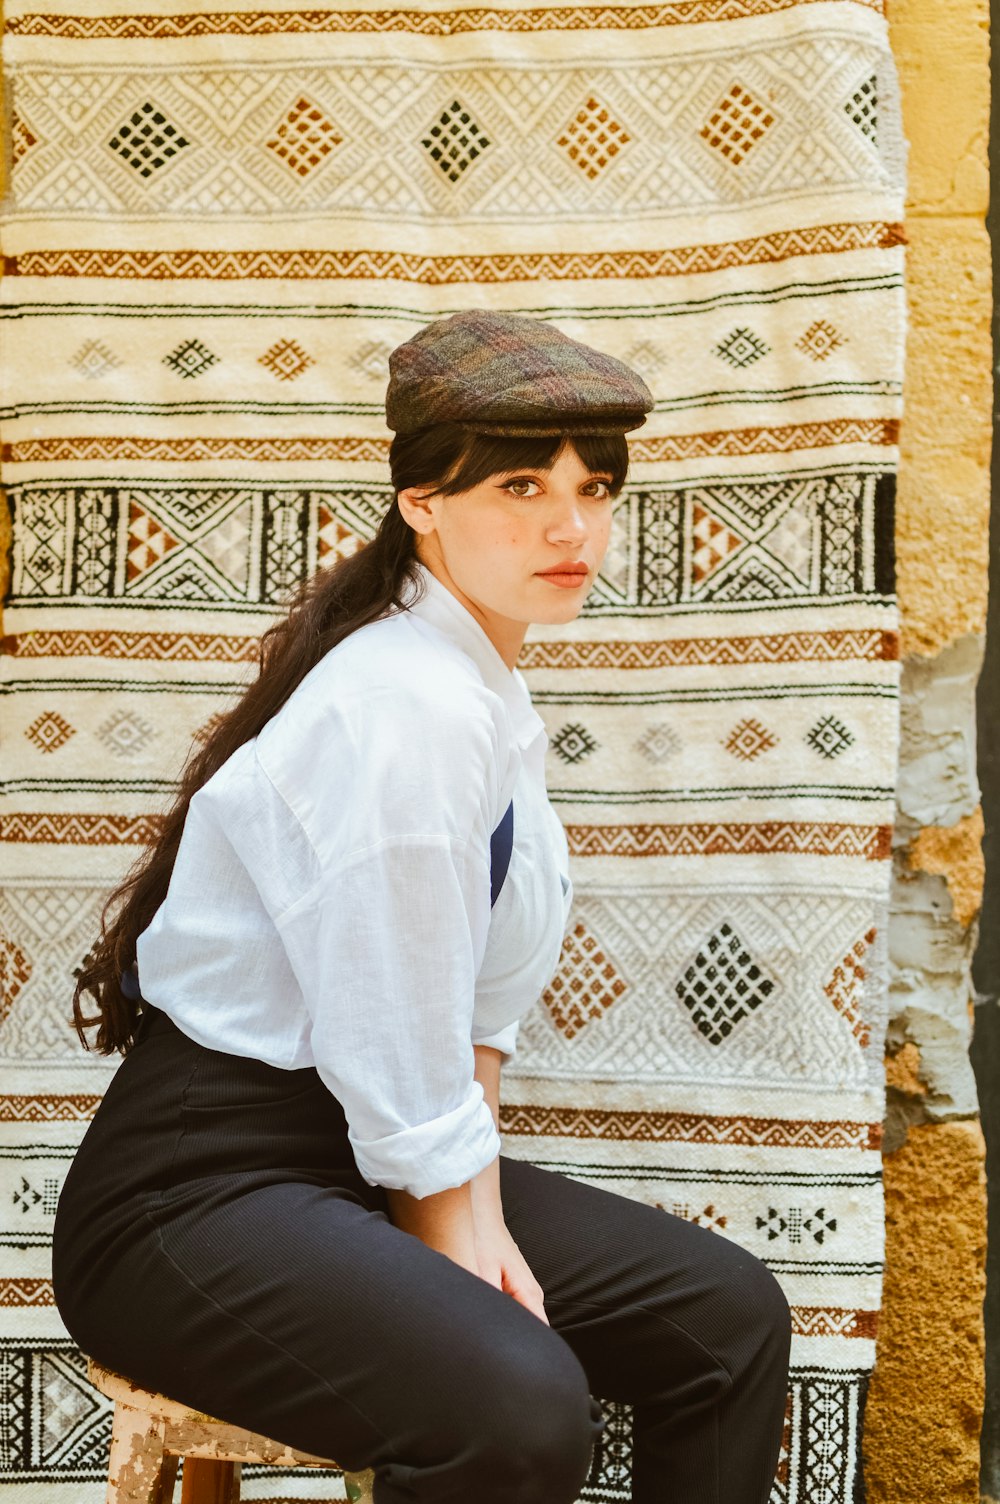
504, 477, 541, 497
582, 480, 612, 499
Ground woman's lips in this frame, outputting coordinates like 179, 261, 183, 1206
536, 566, 589, 589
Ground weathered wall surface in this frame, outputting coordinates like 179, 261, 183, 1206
864, 0, 991, 1497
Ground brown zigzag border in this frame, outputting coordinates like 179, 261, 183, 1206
0, 814, 165, 845
1, 419, 898, 464
0, 1094, 103, 1120
520, 630, 901, 667
3, 223, 905, 283
2, 627, 900, 666
0, 1095, 880, 1144
564, 821, 892, 860
790, 1307, 879, 1339
1, 814, 891, 856
499, 1102, 881, 1148
0, 1278, 56, 1307
6, 0, 886, 37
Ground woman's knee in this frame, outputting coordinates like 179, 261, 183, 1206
704, 1237, 792, 1376
456, 1333, 599, 1504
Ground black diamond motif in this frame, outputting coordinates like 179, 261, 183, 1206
715, 326, 769, 368
806, 713, 854, 759
421, 100, 491, 183
676, 921, 775, 1045
844, 75, 877, 143
164, 339, 219, 379
109, 101, 190, 178
552, 722, 598, 763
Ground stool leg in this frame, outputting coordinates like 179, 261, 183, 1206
155, 1456, 179, 1503
344, 1469, 376, 1501
180, 1459, 241, 1504
106, 1402, 175, 1504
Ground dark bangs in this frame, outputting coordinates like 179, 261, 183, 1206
389, 422, 630, 499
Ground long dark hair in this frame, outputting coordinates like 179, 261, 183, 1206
73, 424, 629, 1054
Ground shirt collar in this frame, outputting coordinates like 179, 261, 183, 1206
402, 562, 546, 752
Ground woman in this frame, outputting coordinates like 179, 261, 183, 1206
54, 309, 791, 1504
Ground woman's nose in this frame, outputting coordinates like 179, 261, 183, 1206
546, 498, 588, 544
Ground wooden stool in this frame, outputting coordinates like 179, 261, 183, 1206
88, 1358, 376, 1503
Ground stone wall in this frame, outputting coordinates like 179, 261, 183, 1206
863, 0, 991, 1498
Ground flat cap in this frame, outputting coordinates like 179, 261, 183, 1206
385, 309, 653, 437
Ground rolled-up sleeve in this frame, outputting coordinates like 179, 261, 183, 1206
472, 1019, 520, 1058
271, 687, 510, 1200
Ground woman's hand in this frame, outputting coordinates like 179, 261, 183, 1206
470, 1154, 549, 1325
473, 1208, 549, 1325
385, 1171, 548, 1323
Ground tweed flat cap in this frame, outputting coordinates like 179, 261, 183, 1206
385, 310, 654, 437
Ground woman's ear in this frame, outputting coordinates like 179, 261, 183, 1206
396, 486, 439, 536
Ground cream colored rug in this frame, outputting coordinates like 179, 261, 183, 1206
0, 0, 904, 1496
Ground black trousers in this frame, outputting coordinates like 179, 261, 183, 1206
53, 1006, 791, 1504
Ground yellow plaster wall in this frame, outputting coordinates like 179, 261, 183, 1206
866, 1122, 989, 1502
864, 0, 991, 1496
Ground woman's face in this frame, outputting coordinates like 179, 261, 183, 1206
397, 441, 615, 666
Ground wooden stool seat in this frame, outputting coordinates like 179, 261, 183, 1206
88, 1358, 375, 1503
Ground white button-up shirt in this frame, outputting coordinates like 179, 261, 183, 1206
136, 562, 573, 1199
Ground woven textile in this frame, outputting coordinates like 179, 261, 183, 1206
0, 1, 904, 1499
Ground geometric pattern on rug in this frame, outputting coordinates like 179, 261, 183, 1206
1, 1, 905, 1498
6, 472, 895, 612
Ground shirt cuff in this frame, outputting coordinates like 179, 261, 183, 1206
348, 1086, 502, 1199
471, 1019, 520, 1059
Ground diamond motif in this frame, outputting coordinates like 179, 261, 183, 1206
26, 711, 76, 754
259, 338, 315, 382
824, 925, 876, 1047
32, 161, 115, 211
421, 100, 491, 182
700, 82, 776, 166
551, 722, 598, 764
187, 71, 266, 128
70, 339, 123, 380
127, 502, 181, 581
676, 922, 776, 1045
350, 339, 394, 382
636, 722, 681, 763
183, 162, 276, 214
542, 920, 628, 1040
715, 326, 769, 368
317, 505, 363, 568
807, 714, 854, 759
108, 101, 190, 178
724, 716, 777, 761
164, 338, 219, 379
557, 95, 630, 181
625, 339, 665, 379
196, 502, 252, 591
97, 709, 157, 759
844, 75, 877, 142
797, 319, 846, 362
266, 94, 343, 178
765, 504, 813, 582
1, 939, 32, 1023
691, 501, 744, 584
339, 158, 415, 211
